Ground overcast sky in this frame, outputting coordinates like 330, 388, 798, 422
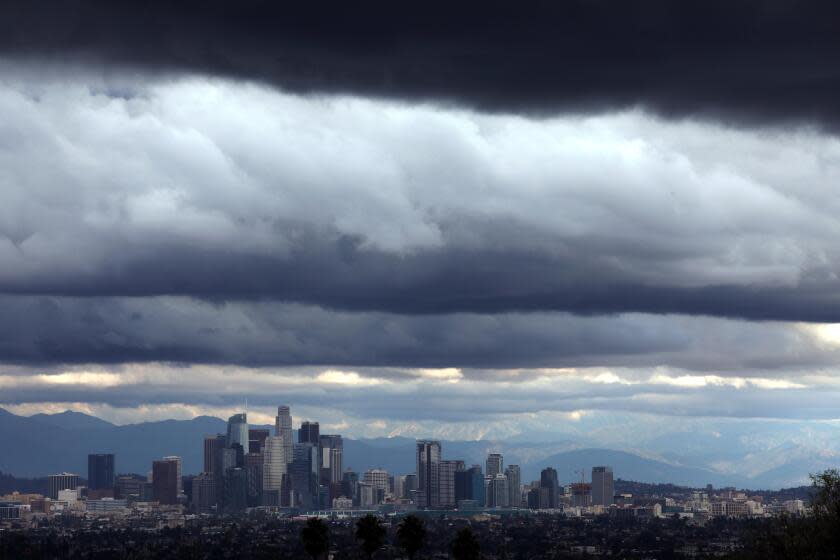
2, 1, 840, 443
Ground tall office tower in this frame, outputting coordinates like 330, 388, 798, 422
162, 456, 183, 495
591, 466, 614, 507
319, 434, 343, 486
223, 467, 248, 514
486, 453, 503, 477
527, 487, 541, 509
47, 473, 80, 500
359, 482, 375, 507
192, 472, 216, 514
540, 467, 559, 509
342, 470, 359, 505
262, 435, 288, 504
438, 460, 463, 508
416, 440, 441, 508
152, 460, 179, 504
204, 434, 225, 473
505, 464, 521, 508
299, 421, 320, 444
227, 413, 249, 453
330, 448, 343, 484
362, 469, 390, 504
212, 445, 238, 509
87, 454, 115, 491
455, 465, 485, 506
486, 474, 509, 508
291, 442, 318, 509
274, 405, 294, 464
248, 428, 270, 454
394, 475, 406, 500
402, 473, 418, 500
244, 452, 264, 507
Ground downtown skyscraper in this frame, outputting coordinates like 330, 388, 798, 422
87, 454, 115, 491
592, 466, 615, 507
263, 405, 294, 506
416, 440, 441, 508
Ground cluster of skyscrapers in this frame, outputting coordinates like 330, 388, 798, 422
40, 406, 616, 515
413, 442, 613, 511
193, 406, 346, 513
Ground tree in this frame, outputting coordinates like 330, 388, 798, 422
355, 514, 386, 559
451, 527, 480, 560
396, 515, 426, 559
810, 469, 840, 521
730, 469, 840, 560
300, 518, 329, 560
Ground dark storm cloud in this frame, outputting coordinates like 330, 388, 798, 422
0, 295, 833, 370
8, 239, 840, 322
2, 1, 840, 128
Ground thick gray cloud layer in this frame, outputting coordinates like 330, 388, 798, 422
0, 296, 830, 370
2, 1, 840, 129
3, 69, 840, 327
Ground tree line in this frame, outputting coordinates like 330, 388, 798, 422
302, 513, 479, 560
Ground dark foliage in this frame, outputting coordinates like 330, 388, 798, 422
396, 514, 426, 559
301, 518, 330, 560
451, 526, 481, 560
355, 514, 386, 559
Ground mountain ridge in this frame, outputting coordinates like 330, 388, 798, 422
0, 407, 816, 489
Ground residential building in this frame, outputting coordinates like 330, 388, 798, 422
47, 473, 80, 500
486, 453, 503, 477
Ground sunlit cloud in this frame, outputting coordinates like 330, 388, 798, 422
316, 369, 386, 386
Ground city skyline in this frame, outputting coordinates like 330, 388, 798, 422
14, 404, 650, 515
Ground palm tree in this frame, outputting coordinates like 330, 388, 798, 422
451, 526, 480, 560
300, 517, 329, 560
355, 514, 387, 559
396, 514, 426, 559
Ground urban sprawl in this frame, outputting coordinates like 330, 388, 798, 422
0, 406, 809, 527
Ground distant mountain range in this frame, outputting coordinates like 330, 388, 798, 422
0, 407, 829, 489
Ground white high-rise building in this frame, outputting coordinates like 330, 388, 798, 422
263, 435, 288, 494
486, 473, 509, 508
591, 466, 614, 507
359, 482, 375, 507
363, 469, 390, 502
275, 405, 294, 464
486, 453, 503, 477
